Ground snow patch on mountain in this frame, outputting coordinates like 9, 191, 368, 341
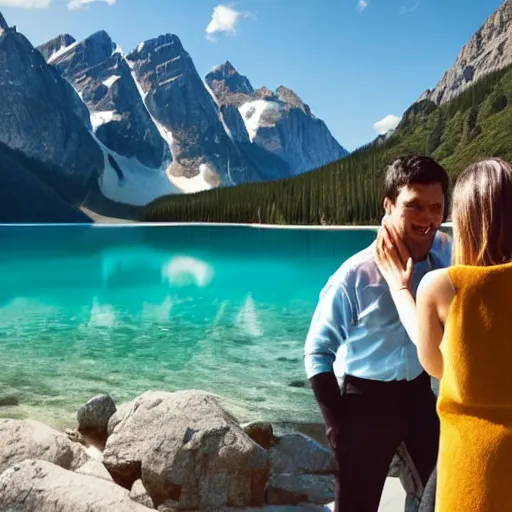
91, 110, 118, 129
47, 41, 79, 65
238, 100, 280, 142
103, 75, 120, 88
98, 148, 180, 206
168, 163, 215, 194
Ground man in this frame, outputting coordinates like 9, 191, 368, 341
304, 155, 452, 512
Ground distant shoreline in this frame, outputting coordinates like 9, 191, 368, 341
0, 221, 454, 230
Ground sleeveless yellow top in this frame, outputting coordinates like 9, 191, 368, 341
436, 263, 512, 512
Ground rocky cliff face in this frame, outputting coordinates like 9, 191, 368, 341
0, 23, 103, 204
42, 31, 170, 170
37, 34, 76, 62
419, 0, 512, 105
0, 142, 91, 223
1, 12, 349, 220
126, 35, 259, 189
206, 62, 348, 177
0, 12, 8, 32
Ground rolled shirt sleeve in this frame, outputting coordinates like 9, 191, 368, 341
304, 279, 354, 379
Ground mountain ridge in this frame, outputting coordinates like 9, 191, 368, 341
144, 0, 512, 225
33, 27, 347, 204
419, 0, 512, 105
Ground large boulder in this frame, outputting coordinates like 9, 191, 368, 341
77, 393, 117, 441
75, 459, 114, 482
226, 506, 331, 512
103, 390, 269, 509
107, 398, 135, 435
0, 459, 153, 511
130, 479, 155, 508
266, 474, 335, 505
269, 434, 336, 475
0, 419, 88, 474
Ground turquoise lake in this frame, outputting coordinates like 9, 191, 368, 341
0, 224, 378, 430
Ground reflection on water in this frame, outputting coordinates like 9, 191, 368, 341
0, 224, 377, 429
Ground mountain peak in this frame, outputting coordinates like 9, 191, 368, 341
205, 61, 254, 100
40, 30, 115, 70
37, 34, 76, 61
275, 85, 312, 115
127, 33, 185, 62
419, 0, 512, 105
218, 60, 237, 74
88, 29, 112, 46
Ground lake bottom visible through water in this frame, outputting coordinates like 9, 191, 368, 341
0, 224, 377, 430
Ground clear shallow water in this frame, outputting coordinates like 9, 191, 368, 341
0, 224, 377, 430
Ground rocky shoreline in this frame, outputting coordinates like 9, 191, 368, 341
0, 389, 419, 511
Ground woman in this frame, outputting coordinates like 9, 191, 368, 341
375, 157, 512, 512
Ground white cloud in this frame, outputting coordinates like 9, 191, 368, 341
399, 1, 420, 14
373, 114, 401, 135
206, 4, 248, 41
356, 0, 368, 12
0, 0, 51, 7
68, 0, 115, 9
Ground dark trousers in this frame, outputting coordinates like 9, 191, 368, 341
327, 371, 439, 512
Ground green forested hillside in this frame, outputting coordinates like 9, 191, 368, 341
143, 65, 512, 225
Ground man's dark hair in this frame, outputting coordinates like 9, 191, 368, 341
384, 155, 449, 205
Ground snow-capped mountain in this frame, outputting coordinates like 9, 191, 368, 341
0, 11, 348, 221
37, 30, 347, 202
125, 34, 262, 190
205, 62, 349, 176
0, 22, 103, 206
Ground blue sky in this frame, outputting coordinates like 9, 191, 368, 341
0, 0, 505, 151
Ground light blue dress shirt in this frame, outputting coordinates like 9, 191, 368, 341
304, 229, 452, 382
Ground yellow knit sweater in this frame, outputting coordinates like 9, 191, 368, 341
436, 263, 512, 512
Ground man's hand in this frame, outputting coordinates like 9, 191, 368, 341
309, 372, 344, 434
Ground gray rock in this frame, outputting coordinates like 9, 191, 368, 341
75, 459, 113, 482
418, 0, 512, 105
131, 479, 155, 508
0, 395, 19, 406
158, 505, 331, 512
0, 28, 103, 205
271, 423, 328, 447
103, 390, 269, 509
37, 33, 76, 61
0, 459, 153, 511
228, 507, 331, 512
242, 421, 277, 449
0, 419, 89, 475
77, 393, 117, 434
395, 442, 424, 502
269, 434, 336, 475
266, 474, 335, 505
107, 398, 136, 435
65, 428, 86, 445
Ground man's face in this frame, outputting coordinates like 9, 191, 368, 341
383, 183, 445, 261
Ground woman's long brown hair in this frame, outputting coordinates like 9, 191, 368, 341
452, 158, 512, 267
